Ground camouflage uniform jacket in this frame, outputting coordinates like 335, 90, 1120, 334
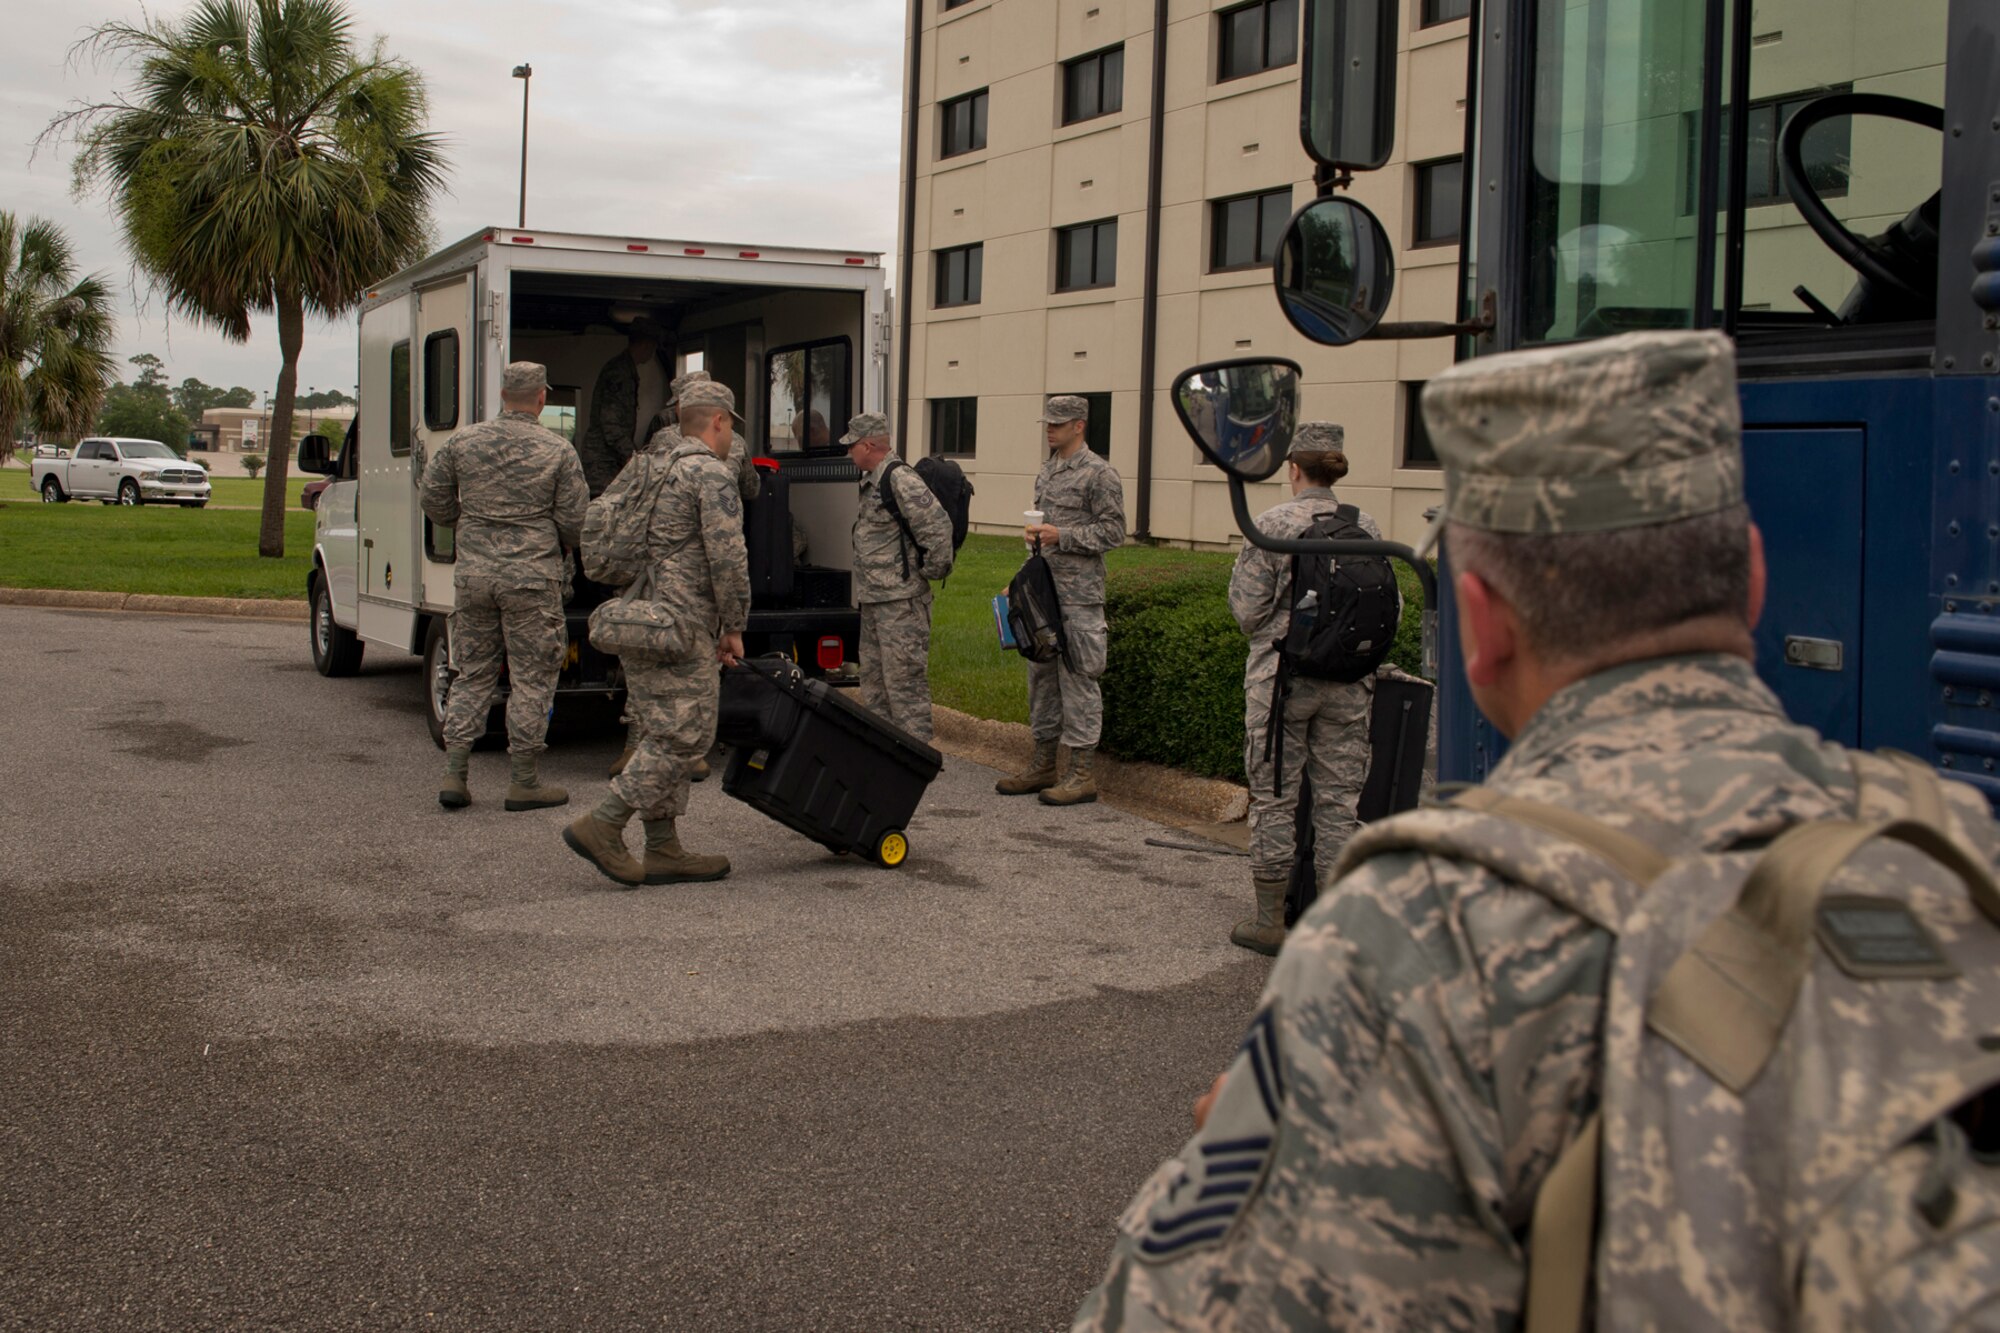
853, 457, 955, 603
1034, 447, 1127, 605
1073, 652, 2000, 1331
419, 409, 588, 585
644, 436, 751, 641
578, 351, 667, 495
1227, 487, 1390, 691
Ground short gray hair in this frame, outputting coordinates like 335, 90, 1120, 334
1446, 505, 1752, 661
677, 402, 727, 435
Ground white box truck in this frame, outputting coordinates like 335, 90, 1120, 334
297, 226, 889, 746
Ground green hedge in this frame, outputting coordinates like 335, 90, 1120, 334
1099, 558, 1430, 783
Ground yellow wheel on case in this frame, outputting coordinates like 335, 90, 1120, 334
876, 830, 909, 868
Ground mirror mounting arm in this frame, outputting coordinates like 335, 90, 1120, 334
1226, 477, 1440, 679
1364, 290, 1498, 342
1313, 165, 1356, 196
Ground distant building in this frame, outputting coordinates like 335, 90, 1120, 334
894, 0, 1469, 547
195, 405, 356, 453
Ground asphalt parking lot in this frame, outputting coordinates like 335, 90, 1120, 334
1, 606, 1270, 1331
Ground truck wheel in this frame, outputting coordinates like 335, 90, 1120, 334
422, 618, 502, 751
118, 479, 141, 506
40, 477, 66, 503
309, 578, 364, 677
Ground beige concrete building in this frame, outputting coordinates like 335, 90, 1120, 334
193, 404, 357, 454
894, 0, 1470, 548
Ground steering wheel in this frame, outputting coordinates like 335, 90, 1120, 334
1778, 92, 1943, 307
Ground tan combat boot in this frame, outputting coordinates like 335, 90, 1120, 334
642, 819, 731, 884
1039, 746, 1099, 806
438, 746, 472, 810
562, 813, 644, 887
1229, 876, 1290, 956
995, 740, 1060, 796
504, 752, 570, 811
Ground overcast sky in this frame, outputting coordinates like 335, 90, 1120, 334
3, 0, 906, 401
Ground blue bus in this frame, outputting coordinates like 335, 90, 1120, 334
1172, 0, 1992, 800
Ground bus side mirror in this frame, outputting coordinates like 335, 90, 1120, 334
1275, 196, 1397, 346
1170, 358, 1302, 482
1301, 0, 1400, 171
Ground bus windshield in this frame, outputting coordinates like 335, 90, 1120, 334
1520, 0, 1946, 345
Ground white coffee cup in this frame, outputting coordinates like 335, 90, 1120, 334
1024, 509, 1045, 548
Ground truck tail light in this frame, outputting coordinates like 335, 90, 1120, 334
817, 637, 845, 671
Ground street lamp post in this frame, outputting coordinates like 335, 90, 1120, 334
511, 63, 533, 228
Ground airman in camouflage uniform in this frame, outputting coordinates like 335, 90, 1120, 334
576, 319, 670, 497
845, 412, 954, 741
1073, 330, 2000, 1328
603, 370, 760, 783
1227, 422, 1391, 956
564, 380, 749, 888
418, 361, 588, 812
997, 395, 1127, 805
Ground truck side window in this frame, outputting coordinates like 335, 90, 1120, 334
422, 330, 459, 431
390, 340, 412, 457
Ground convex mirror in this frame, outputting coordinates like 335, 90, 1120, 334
1301, 0, 1399, 170
1275, 196, 1396, 346
1171, 359, 1302, 482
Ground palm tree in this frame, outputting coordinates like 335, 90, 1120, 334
48, 0, 448, 556
0, 214, 117, 466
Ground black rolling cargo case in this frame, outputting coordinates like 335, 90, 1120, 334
716, 657, 943, 867
745, 469, 796, 601
1283, 673, 1436, 927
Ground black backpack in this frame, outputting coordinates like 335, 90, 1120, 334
1005, 540, 1067, 664
877, 456, 974, 580
1279, 505, 1400, 682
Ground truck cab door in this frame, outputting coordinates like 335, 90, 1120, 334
356, 297, 418, 648
414, 273, 474, 611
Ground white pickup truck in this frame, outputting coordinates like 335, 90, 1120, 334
32, 437, 213, 507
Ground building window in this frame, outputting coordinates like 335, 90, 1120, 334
1421, 0, 1470, 24
388, 340, 411, 457
930, 398, 978, 457
1404, 382, 1439, 467
1063, 46, 1125, 125
1056, 219, 1118, 292
422, 330, 459, 431
1210, 187, 1293, 272
935, 244, 984, 308
944, 0, 974, 7
1218, 0, 1298, 82
1413, 157, 1463, 247
1683, 86, 1852, 213
940, 90, 989, 158
1081, 393, 1113, 457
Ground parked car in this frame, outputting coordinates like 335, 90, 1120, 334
32, 437, 213, 507
302, 478, 330, 511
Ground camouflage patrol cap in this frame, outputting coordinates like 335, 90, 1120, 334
1288, 421, 1345, 458
1416, 330, 1743, 555
670, 369, 710, 398
675, 378, 742, 421
501, 361, 549, 394
1039, 395, 1089, 424
839, 411, 890, 445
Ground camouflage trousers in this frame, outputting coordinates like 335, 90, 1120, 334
612, 651, 720, 821
859, 592, 935, 741
444, 576, 566, 757
1029, 602, 1108, 748
1244, 672, 1372, 881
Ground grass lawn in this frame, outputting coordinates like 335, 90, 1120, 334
929, 534, 1236, 726
0, 502, 315, 600
0, 467, 307, 508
